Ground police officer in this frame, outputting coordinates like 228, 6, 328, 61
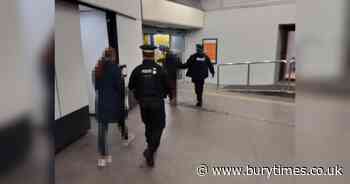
180, 44, 215, 107
128, 44, 170, 167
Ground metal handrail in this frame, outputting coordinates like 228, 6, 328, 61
219, 60, 288, 66
216, 59, 295, 92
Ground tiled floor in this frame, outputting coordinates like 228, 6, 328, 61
55, 82, 296, 184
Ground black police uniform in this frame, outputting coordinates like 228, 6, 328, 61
128, 53, 170, 167
180, 52, 215, 106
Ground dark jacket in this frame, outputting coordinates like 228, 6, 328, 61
95, 60, 123, 123
128, 60, 170, 101
163, 53, 181, 80
180, 53, 215, 81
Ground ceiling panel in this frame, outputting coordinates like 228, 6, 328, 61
223, 0, 294, 8
200, 0, 295, 11
200, 0, 222, 10
167, 0, 203, 9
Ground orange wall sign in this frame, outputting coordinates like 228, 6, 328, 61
203, 39, 218, 64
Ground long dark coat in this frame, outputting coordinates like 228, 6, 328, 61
95, 61, 123, 124
163, 53, 181, 80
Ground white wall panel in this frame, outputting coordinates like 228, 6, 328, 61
80, 9, 109, 114
56, 1, 89, 117
80, 0, 141, 19
297, 0, 346, 81
117, 15, 143, 83
142, 0, 204, 28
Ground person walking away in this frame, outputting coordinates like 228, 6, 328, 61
94, 48, 134, 168
163, 47, 181, 105
128, 44, 171, 168
179, 44, 215, 107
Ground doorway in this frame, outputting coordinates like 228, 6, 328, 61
143, 26, 186, 79
278, 24, 296, 81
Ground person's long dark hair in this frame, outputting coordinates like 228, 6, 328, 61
103, 47, 117, 64
95, 47, 119, 81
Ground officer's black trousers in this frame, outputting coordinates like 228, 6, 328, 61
193, 79, 205, 103
139, 98, 166, 156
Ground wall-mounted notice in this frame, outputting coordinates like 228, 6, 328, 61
202, 38, 218, 64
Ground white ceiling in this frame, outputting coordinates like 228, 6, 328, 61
79, 5, 95, 12
168, 0, 296, 11
200, 0, 295, 11
167, 0, 202, 9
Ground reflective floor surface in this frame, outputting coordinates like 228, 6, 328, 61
55, 82, 296, 184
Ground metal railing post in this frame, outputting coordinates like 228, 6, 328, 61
247, 63, 251, 86
217, 64, 220, 90
287, 59, 294, 93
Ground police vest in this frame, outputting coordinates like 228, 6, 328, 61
136, 66, 164, 99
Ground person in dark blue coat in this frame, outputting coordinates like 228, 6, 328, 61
94, 48, 134, 168
179, 44, 215, 107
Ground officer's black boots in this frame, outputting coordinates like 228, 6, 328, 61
196, 95, 203, 107
194, 80, 204, 107
143, 149, 155, 167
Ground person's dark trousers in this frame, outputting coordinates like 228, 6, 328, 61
139, 98, 166, 160
98, 122, 109, 156
118, 118, 128, 140
169, 80, 177, 104
193, 79, 205, 105
119, 76, 129, 140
